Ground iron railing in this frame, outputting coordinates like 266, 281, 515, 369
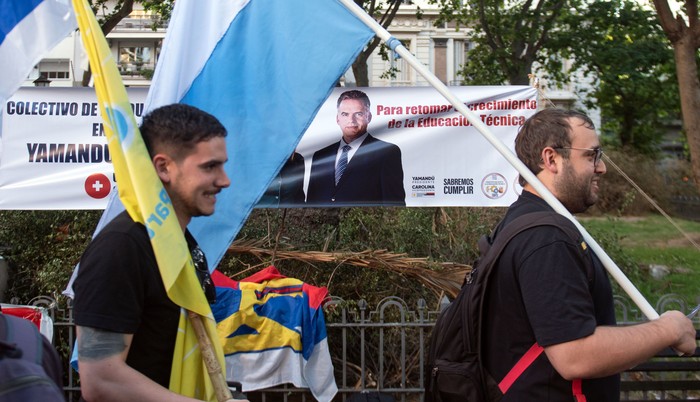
13, 293, 699, 401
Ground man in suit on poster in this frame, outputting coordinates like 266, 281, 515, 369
306, 89, 405, 206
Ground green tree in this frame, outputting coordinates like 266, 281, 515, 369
429, 0, 575, 85
431, 0, 681, 154
552, 0, 679, 154
653, 0, 700, 194
351, 0, 417, 86
81, 0, 174, 86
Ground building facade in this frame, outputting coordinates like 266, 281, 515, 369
22, 0, 580, 112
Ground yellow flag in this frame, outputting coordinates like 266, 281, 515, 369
71, 1, 225, 399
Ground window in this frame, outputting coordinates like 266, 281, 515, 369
119, 46, 154, 68
38, 60, 70, 81
391, 56, 411, 85
454, 40, 471, 73
117, 41, 161, 76
388, 39, 412, 86
45, 71, 70, 79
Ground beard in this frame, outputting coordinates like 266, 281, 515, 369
555, 162, 599, 214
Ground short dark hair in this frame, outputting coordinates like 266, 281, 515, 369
337, 90, 370, 109
515, 108, 594, 186
140, 104, 227, 160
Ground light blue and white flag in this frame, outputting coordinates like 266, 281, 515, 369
64, 0, 373, 291
144, 0, 374, 268
0, 0, 76, 108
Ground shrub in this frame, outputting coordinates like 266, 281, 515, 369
0, 210, 100, 303
590, 149, 670, 216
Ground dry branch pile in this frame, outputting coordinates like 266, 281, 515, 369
226, 239, 470, 298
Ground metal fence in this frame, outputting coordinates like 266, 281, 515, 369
14, 293, 699, 402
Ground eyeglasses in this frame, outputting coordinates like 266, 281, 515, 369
554, 147, 604, 167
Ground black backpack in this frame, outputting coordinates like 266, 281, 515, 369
0, 314, 65, 402
425, 211, 593, 402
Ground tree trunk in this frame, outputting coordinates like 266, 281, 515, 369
508, 66, 532, 86
673, 37, 700, 194
652, 0, 700, 193
81, 0, 135, 86
352, 58, 370, 87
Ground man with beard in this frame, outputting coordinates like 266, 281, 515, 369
481, 108, 696, 401
73, 104, 244, 401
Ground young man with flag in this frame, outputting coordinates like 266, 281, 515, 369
72, 104, 242, 402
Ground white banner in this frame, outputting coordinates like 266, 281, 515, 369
0, 86, 536, 209
295, 86, 537, 207
0, 87, 147, 209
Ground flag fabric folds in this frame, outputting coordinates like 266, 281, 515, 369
0, 303, 54, 341
211, 267, 336, 401
145, 0, 375, 271
0, 0, 75, 109
70, 0, 223, 399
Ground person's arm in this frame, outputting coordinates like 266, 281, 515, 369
545, 310, 697, 379
77, 325, 201, 402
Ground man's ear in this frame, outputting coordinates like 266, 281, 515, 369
152, 154, 172, 183
540, 147, 559, 174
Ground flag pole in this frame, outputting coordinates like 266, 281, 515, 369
70, 0, 236, 397
188, 311, 233, 402
337, 0, 659, 320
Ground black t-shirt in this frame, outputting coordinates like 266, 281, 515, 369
483, 192, 619, 401
73, 211, 180, 388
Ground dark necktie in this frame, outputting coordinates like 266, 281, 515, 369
335, 145, 351, 185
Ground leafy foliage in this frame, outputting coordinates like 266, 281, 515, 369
429, 0, 577, 85
351, 0, 422, 86
551, 0, 679, 154
590, 149, 670, 216
652, 0, 700, 195
430, 0, 680, 154
0, 210, 101, 302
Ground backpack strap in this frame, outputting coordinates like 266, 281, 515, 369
0, 313, 43, 364
482, 211, 593, 282
572, 379, 587, 401
477, 211, 593, 395
498, 343, 544, 394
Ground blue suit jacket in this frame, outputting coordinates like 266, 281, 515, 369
306, 134, 405, 206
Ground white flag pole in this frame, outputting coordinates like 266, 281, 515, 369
338, 0, 659, 320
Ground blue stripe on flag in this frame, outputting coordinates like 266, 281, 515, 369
179, 0, 374, 268
0, 0, 43, 44
0, 0, 75, 109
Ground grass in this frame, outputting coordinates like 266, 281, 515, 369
579, 214, 700, 307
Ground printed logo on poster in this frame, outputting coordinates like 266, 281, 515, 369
85, 173, 112, 199
105, 106, 136, 150
481, 173, 508, 199
411, 175, 436, 197
443, 177, 474, 195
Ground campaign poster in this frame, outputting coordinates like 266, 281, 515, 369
0, 86, 536, 209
